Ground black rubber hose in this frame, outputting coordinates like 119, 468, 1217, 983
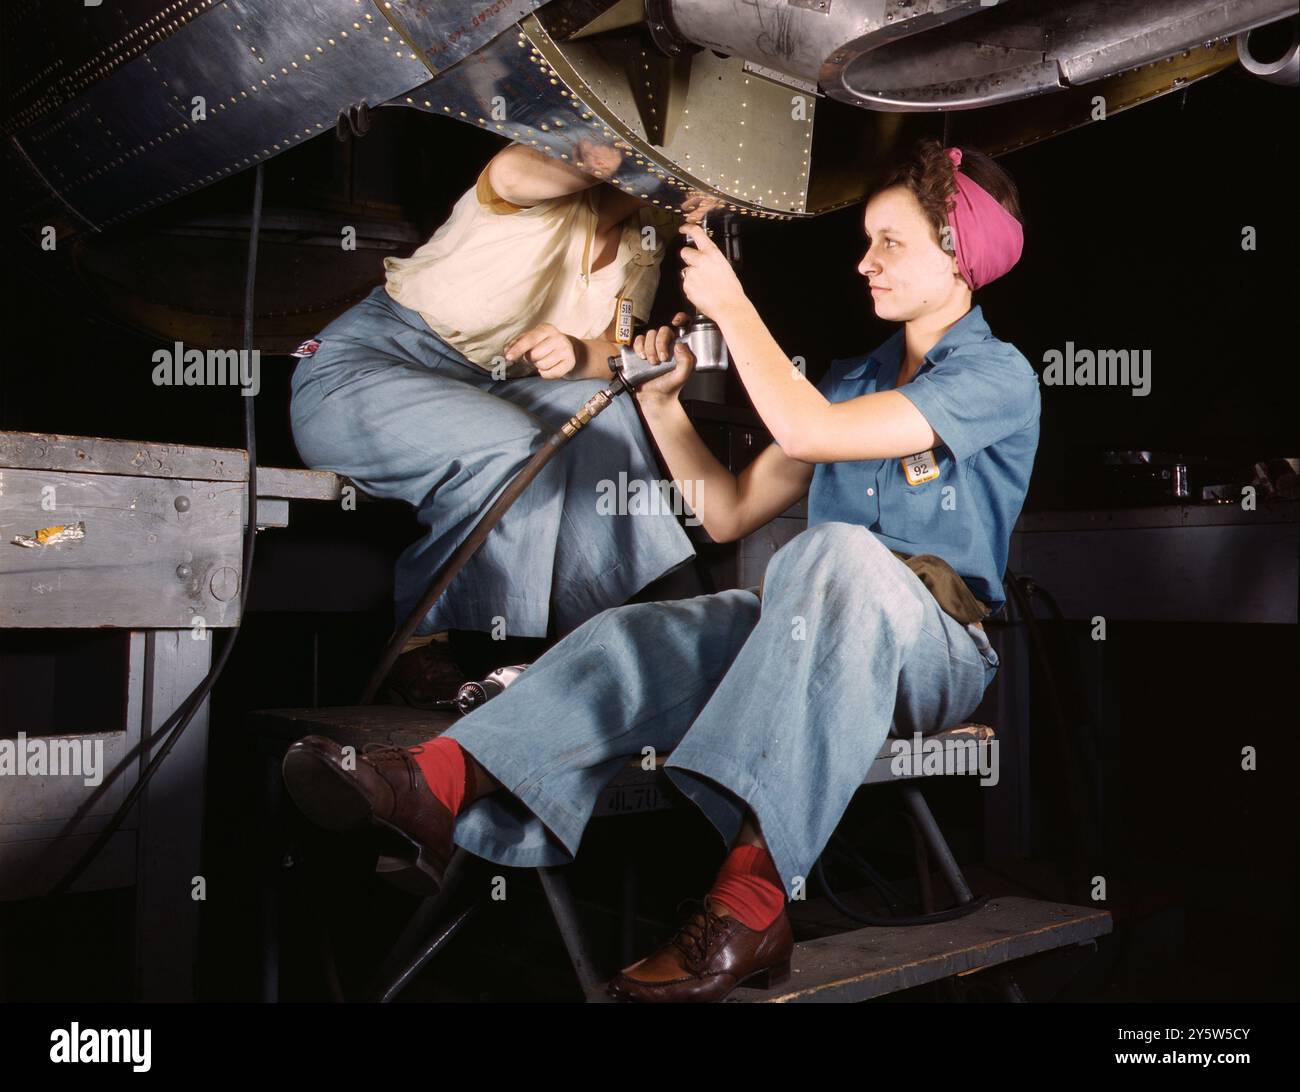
358, 382, 624, 705
813, 857, 990, 927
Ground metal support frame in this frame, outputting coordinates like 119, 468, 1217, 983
897, 784, 975, 906
536, 866, 614, 1003
133, 629, 212, 1000
365, 850, 481, 1004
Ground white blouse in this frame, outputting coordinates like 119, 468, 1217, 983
383, 161, 670, 377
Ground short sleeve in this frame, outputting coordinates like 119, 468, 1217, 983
474, 156, 586, 218
894, 345, 1039, 463
475, 161, 528, 215
815, 359, 844, 398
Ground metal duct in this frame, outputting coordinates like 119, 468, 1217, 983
664, 0, 1297, 110
1237, 16, 1300, 87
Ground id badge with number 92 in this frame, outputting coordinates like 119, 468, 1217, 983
901, 449, 940, 485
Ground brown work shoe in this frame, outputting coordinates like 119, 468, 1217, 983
380, 641, 468, 709
281, 735, 465, 895
606, 895, 794, 1003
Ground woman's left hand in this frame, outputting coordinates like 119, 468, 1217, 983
504, 323, 579, 379
678, 222, 749, 323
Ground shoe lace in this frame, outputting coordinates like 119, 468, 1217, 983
669, 895, 729, 974
361, 742, 421, 790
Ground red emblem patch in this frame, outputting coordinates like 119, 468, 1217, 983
291, 337, 322, 359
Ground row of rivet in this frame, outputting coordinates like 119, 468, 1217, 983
10, 0, 222, 131
96, 1, 421, 226
502, 29, 805, 216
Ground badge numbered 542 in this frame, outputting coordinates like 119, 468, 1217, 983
901, 449, 940, 485
614, 295, 635, 345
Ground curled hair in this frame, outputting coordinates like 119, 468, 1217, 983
871, 137, 1022, 255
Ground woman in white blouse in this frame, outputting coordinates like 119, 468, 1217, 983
287, 141, 701, 702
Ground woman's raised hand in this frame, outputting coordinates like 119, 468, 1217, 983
678, 223, 748, 323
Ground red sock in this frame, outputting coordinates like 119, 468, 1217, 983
707, 843, 786, 931
407, 737, 470, 816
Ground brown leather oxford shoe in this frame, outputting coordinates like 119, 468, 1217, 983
606, 895, 794, 1003
281, 735, 461, 895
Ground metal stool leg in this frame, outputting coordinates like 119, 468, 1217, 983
899, 785, 1029, 1002
371, 901, 481, 1003
898, 784, 975, 904
902, 809, 937, 915
364, 847, 475, 1002
537, 866, 611, 1003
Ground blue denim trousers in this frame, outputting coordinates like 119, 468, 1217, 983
441, 521, 1001, 899
288, 285, 696, 638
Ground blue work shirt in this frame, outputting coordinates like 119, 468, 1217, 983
807, 305, 1040, 615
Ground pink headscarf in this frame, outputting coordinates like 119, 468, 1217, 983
944, 147, 1023, 291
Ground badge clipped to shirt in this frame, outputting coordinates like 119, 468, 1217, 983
613, 294, 635, 345
901, 449, 940, 485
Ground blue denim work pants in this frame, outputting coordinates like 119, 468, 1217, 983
288, 285, 696, 638
441, 521, 1000, 898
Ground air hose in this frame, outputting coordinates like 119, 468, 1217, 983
358, 363, 672, 705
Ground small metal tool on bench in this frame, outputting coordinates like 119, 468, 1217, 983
452, 663, 529, 714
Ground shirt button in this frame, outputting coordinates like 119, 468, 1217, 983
866, 487, 875, 496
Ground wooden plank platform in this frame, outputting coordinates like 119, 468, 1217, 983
725, 895, 1112, 1003
0, 430, 343, 499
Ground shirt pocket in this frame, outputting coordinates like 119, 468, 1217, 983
897, 480, 944, 534
894, 457, 953, 540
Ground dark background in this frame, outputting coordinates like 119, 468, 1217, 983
1, 65, 1295, 1003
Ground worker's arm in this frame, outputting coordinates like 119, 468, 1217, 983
488, 141, 620, 206
569, 312, 621, 380
714, 300, 940, 463
676, 223, 941, 463
634, 313, 815, 543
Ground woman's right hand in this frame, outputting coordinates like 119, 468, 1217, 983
632, 312, 696, 403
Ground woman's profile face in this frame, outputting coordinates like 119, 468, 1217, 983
858, 185, 964, 323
